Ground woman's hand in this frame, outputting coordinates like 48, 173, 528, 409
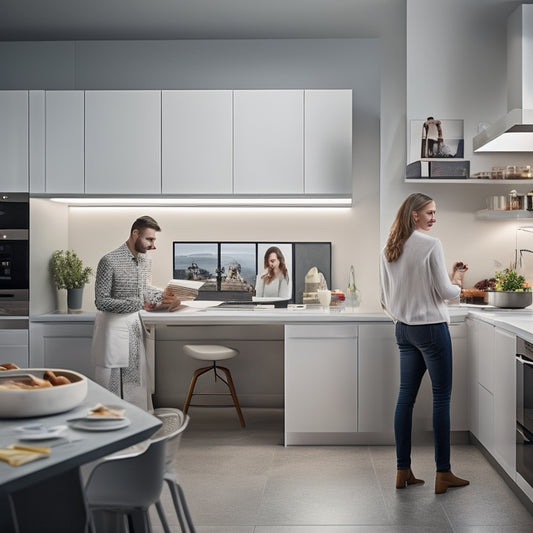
451, 261, 468, 287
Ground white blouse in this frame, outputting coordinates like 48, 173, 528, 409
380, 230, 460, 325
255, 271, 290, 298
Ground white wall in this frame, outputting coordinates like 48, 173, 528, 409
29, 199, 69, 315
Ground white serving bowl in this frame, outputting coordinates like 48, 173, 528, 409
0, 368, 88, 418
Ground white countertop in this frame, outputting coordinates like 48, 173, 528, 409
466, 307, 533, 343
139, 307, 391, 325
31, 306, 470, 325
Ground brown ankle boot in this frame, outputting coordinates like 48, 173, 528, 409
435, 471, 470, 494
396, 468, 424, 489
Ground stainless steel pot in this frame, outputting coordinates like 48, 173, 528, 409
487, 291, 532, 308
487, 195, 507, 211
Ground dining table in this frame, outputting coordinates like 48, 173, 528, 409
0, 378, 162, 533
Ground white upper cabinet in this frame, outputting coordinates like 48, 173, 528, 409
234, 90, 304, 194
305, 90, 352, 195
25, 89, 352, 198
162, 90, 233, 195
29, 91, 45, 193
46, 91, 85, 194
0, 91, 28, 192
85, 91, 161, 194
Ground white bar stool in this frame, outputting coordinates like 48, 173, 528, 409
182, 344, 246, 427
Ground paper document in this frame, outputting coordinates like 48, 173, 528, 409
182, 300, 223, 309
167, 279, 205, 290
166, 279, 205, 300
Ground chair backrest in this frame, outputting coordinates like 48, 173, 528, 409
153, 407, 190, 470
85, 433, 167, 509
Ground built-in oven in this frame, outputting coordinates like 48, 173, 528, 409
516, 336, 533, 490
0, 193, 29, 317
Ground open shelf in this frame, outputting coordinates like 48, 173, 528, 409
405, 178, 533, 185
476, 209, 533, 219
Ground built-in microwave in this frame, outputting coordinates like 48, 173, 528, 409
516, 337, 533, 490
0, 193, 29, 316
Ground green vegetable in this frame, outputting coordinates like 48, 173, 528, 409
493, 268, 530, 292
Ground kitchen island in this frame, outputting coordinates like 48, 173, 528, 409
138, 306, 469, 445
29, 307, 469, 446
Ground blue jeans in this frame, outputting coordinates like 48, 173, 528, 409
394, 322, 452, 472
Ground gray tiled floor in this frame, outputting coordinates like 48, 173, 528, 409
150, 408, 533, 533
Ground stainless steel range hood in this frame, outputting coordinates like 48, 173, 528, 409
473, 4, 533, 152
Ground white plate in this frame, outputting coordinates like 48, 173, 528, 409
16, 424, 67, 440
67, 417, 131, 432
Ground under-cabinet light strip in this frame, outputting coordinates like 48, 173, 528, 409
49, 197, 352, 207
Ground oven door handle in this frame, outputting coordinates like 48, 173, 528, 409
517, 426, 531, 443
516, 354, 533, 366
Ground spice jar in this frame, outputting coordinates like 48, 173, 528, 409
509, 189, 520, 210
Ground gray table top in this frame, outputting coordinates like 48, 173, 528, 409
0, 380, 161, 494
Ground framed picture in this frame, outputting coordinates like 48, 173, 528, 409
256, 243, 293, 300
172, 242, 218, 289
408, 118, 464, 163
293, 242, 331, 304
219, 242, 256, 293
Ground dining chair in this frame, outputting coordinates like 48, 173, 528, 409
85, 408, 194, 532
153, 408, 195, 533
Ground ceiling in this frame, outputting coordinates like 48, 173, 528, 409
0, 0, 396, 41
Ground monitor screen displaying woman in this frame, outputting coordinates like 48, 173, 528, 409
254, 244, 293, 300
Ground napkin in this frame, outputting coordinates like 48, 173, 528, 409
0, 444, 50, 466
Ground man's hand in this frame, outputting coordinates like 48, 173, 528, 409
161, 287, 181, 311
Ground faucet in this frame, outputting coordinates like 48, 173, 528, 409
519, 249, 533, 268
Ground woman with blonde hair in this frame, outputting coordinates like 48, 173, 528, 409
380, 193, 470, 494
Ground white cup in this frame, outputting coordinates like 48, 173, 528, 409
317, 289, 331, 310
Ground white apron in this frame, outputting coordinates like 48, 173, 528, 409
91, 310, 136, 368
91, 310, 153, 411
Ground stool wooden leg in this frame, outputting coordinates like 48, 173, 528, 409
183, 365, 213, 414
218, 366, 246, 427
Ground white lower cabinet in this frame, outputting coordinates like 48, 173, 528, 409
0, 329, 29, 368
493, 327, 516, 478
467, 318, 516, 477
284, 324, 357, 441
357, 323, 398, 433
477, 383, 495, 454
30, 321, 95, 379
467, 316, 495, 440
358, 322, 468, 434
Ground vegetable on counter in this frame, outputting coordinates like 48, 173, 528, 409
493, 268, 531, 292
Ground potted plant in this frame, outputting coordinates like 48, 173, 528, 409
487, 268, 532, 308
50, 250, 93, 312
